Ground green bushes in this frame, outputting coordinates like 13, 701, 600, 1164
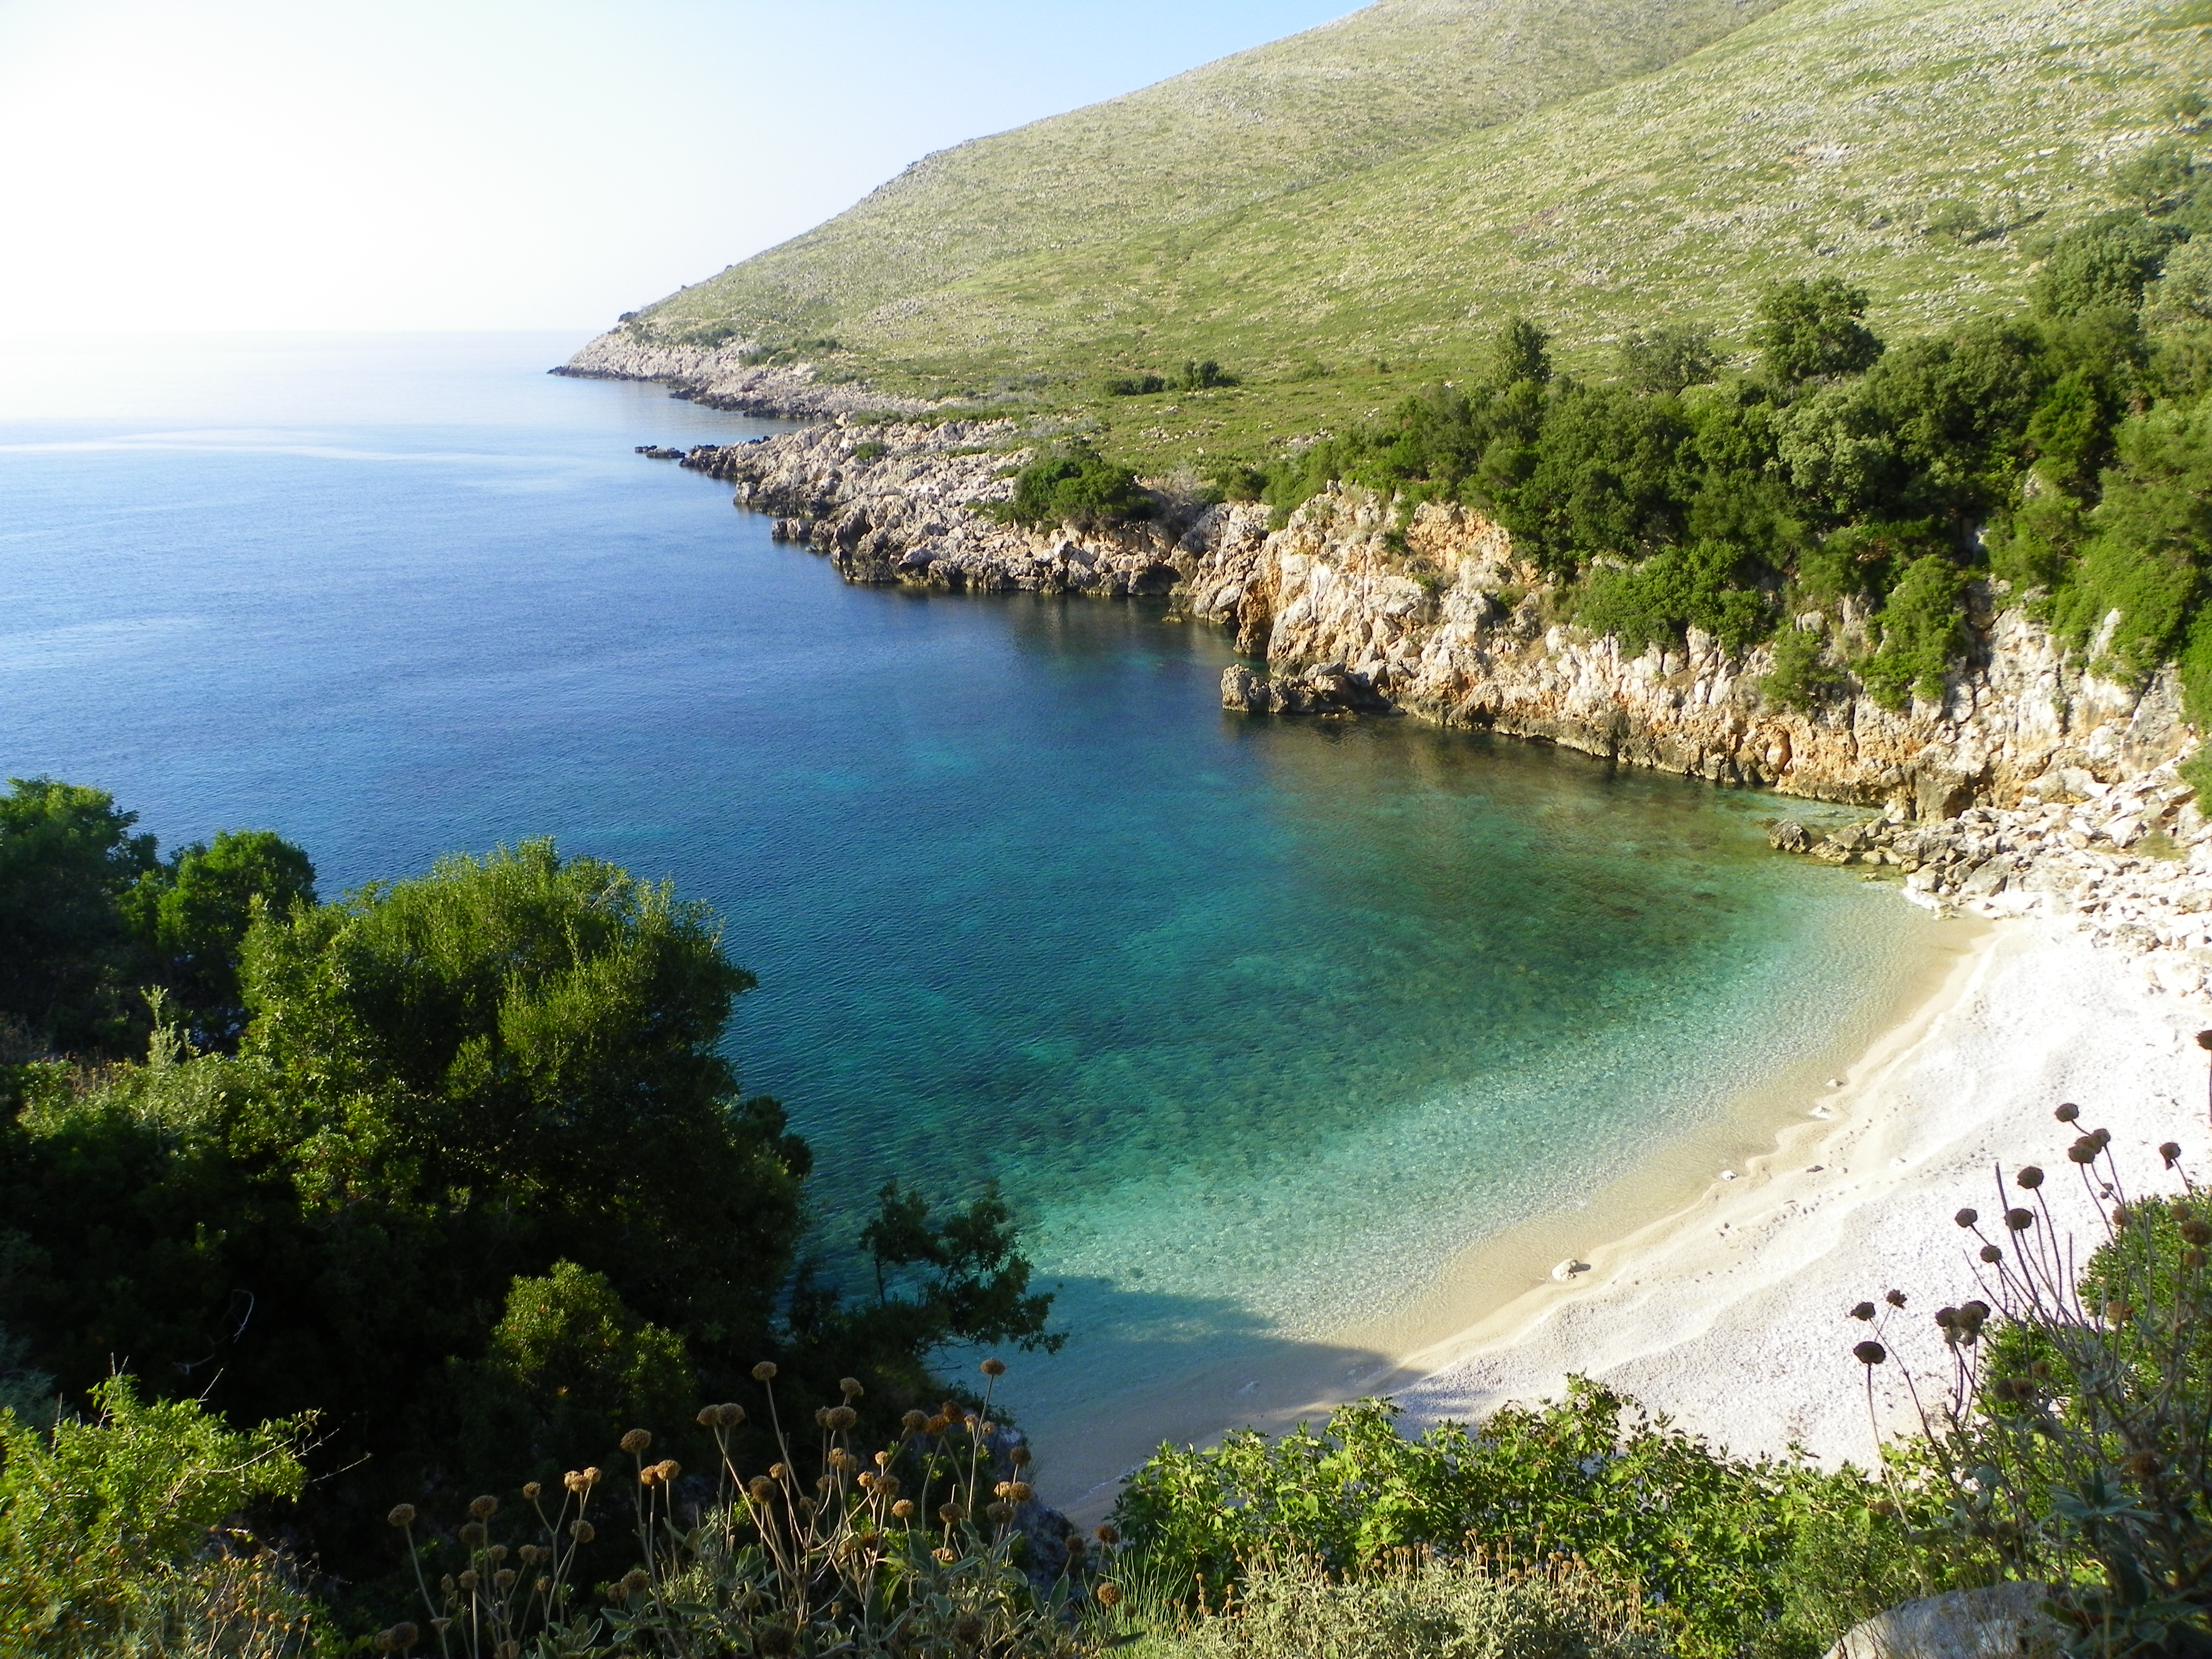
1862, 555, 1968, 710
1575, 540, 1775, 658
0, 1377, 313, 1655
1004, 445, 1152, 528
1112, 1386, 1938, 1659
1754, 276, 1884, 385
1128, 1551, 1660, 1659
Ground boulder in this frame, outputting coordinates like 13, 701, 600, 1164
1769, 820, 1813, 854
1824, 1583, 2056, 1659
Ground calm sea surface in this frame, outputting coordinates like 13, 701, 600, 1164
0, 333, 1927, 1472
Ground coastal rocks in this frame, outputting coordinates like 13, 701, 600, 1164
1773, 763, 2212, 990
1220, 661, 1394, 717
681, 420, 1251, 600
559, 335, 932, 420
1205, 484, 2192, 815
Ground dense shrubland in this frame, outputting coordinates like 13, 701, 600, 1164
1205, 148, 2212, 732
0, 779, 1061, 1636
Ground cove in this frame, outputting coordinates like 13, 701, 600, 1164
0, 333, 1937, 1499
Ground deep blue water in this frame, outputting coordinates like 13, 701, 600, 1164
0, 333, 1928, 1479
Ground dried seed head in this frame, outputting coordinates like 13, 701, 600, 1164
1011, 1444, 1032, 1467
2106, 1301, 2135, 1323
747, 1477, 773, 1503
655, 1459, 680, 1483
534, 1576, 550, 1595
1981, 1244, 2004, 1263
440, 1576, 456, 1596
1884, 1289, 1907, 1308
876, 1473, 901, 1497
1853, 1341, 1887, 1366
892, 1499, 915, 1520
717, 1402, 746, 1428
814, 1406, 831, 1428
925, 1415, 951, 1436
582, 1466, 602, 1487
2164, 1143, 2186, 1168
1850, 1301, 1877, 1322
980, 1358, 1007, 1378
392, 1624, 419, 1650
1956, 1207, 1978, 1228
1963, 1298, 1990, 1323
902, 1409, 929, 1433
2127, 1451, 2162, 1478
569, 1521, 595, 1543
1094, 1524, 1120, 1546
1065, 1534, 1087, 1557
1096, 1582, 1124, 1607
493, 1569, 516, 1592
486, 1544, 507, 1565
2182, 1218, 2212, 1247
620, 1429, 652, 1455
459, 1522, 487, 1549
1007, 1481, 1033, 1503
934, 1546, 957, 1564
2069, 1139, 2100, 1165
2188, 1248, 2208, 1270
939, 1502, 967, 1524
458, 1570, 480, 1591
986, 1501, 1015, 1524
840, 1376, 864, 1400
2005, 1207, 2036, 1231
2016, 1166, 2044, 1190
387, 1504, 416, 1528
521, 1482, 540, 1501
2113, 1205, 2133, 1228
752, 1361, 779, 1382
2056, 1101, 2081, 1121
469, 1495, 499, 1521
696, 1405, 720, 1427
1935, 1306, 1958, 1329
769, 1463, 788, 1482
638, 1468, 658, 1488
619, 1569, 650, 1597
828, 1406, 858, 1432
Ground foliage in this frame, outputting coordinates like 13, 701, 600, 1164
1862, 555, 1968, 710
1575, 540, 1775, 658
1762, 624, 1837, 712
0, 1375, 314, 1656
121, 829, 317, 1048
0, 778, 158, 1054
1856, 1111, 2212, 1658
1124, 1550, 1660, 1659
1617, 322, 1720, 395
835, 1181, 1067, 1364
0, 827, 1057, 1588
2057, 396, 2212, 681
1755, 277, 1885, 386
382, 1360, 1102, 1659
1112, 1384, 1941, 1659
1003, 446, 1152, 529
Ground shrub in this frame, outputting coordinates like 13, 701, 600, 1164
1176, 360, 1236, 392
1575, 540, 1775, 659
2032, 218, 2176, 319
1112, 1386, 1924, 1659
0, 1376, 313, 1655
1128, 1550, 1660, 1659
1763, 624, 1837, 712
1755, 277, 1884, 386
384, 1360, 1098, 1659
1855, 1109, 2212, 1659
1617, 322, 1720, 394
1862, 555, 1967, 710
1004, 446, 1152, 529
1105, 374, 1168, 396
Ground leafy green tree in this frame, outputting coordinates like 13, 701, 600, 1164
2113, 140, 2200, 216
1617, 321, 1719, 394
119, 829, 316, 1047
1762, 625, 1837, 713
1499, 384, 1694, 571
838, 1181, 1064, 1364
2032, 218, 2175, 319
2056, 395, 2212, 679
1754, 277, 1884, 386
1488, 316, 1554, 388
0, 779, 157, 1054
1576, 540, 1775, 658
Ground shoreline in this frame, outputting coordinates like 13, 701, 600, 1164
1035, 908, 2212, 1521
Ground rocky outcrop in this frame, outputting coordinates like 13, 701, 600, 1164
654, 422, 2195, 819
1192, 485, 2192, 817
680, 421, 1220, 599
1824, 1584, 2057, 1659
557, 333, 931, 420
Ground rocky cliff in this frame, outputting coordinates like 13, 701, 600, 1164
665, 424, 2195, 820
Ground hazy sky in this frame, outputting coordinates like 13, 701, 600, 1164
0, 0, 1357, 336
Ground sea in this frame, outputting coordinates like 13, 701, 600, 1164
0, 331, 1935, 1495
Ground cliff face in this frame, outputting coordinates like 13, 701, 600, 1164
668, 426, 2194, 816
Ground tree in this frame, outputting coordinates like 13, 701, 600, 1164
2033, 219, 2175, 319
1488, 316, 1554, 388
1616, 322, 1719, 394
0, 778, 157, 1053
1754, 276, 1884, 386
119, 829, 316, 1048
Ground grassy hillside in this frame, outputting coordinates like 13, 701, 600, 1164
629, 0, 1794, 349
612, 0, 2209, 474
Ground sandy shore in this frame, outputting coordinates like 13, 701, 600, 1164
1390, 918, 2212, 1464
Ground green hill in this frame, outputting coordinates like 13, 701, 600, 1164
595, 0, 2210, 470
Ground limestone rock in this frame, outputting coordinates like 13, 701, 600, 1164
1824, 1583, 2056, 1659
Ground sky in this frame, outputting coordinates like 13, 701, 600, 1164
0, 0, 1358, 336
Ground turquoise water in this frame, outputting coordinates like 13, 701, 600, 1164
0, 334, 1926, 1465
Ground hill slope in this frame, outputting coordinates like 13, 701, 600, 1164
592, 0, 1794, 351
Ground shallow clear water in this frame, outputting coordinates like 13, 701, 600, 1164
0, 333, 1926, 1448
